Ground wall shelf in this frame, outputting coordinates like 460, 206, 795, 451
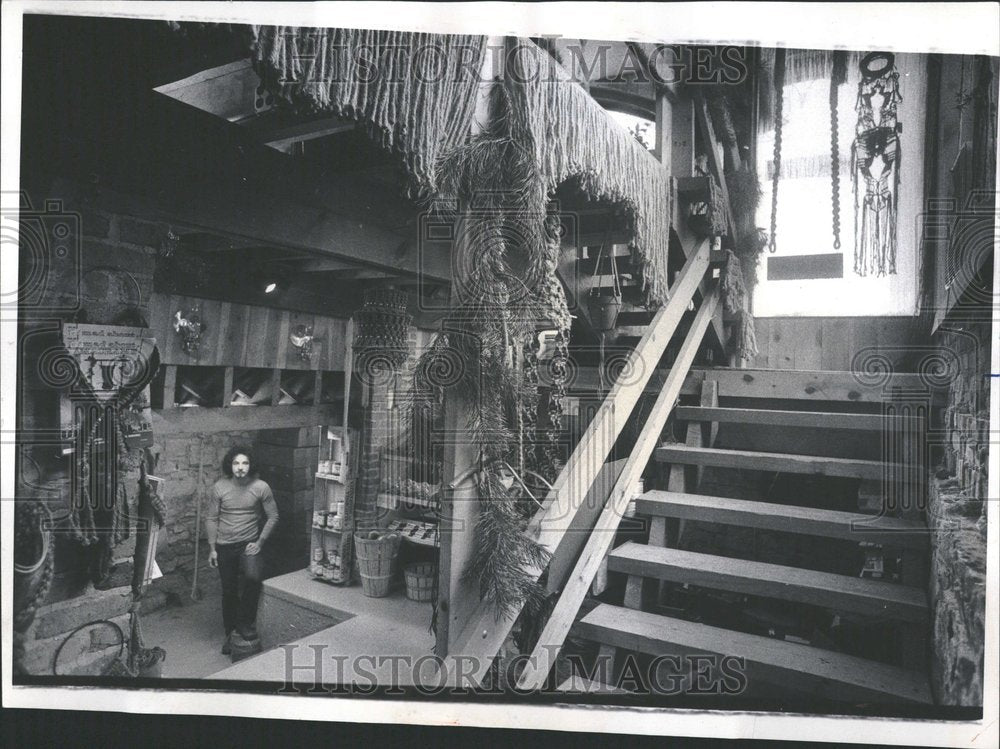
174, 365, 226, 408
231, 367, 274, 406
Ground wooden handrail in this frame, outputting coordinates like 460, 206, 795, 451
443, 237, 714, 686
516, 281, 722, 690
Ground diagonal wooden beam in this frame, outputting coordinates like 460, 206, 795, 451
442, 239, 713, 685
693, 89, 737, 240
516, 282, 722, 690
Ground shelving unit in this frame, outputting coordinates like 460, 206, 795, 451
309, 427, 358, 585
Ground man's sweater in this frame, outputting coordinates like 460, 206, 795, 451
205, 476, 279, 546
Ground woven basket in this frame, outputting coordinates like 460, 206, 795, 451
404, 563, 438, 602
354, 531, 400, 598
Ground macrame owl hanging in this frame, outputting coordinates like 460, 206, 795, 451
851, 52, 902, 276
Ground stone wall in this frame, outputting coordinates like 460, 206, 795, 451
17, 193, 162, 604
927, 322, 991, 706
151, 430, 259, 581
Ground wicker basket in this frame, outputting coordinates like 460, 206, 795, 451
404, 563, 438, 602
354, 531, 400, 598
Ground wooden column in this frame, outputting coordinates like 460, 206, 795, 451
653, 91, 673, 171
435, 37, 502, 660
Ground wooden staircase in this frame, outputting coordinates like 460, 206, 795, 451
555, 369, 936, 706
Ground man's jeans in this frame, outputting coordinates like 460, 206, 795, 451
216, 541, 264, 639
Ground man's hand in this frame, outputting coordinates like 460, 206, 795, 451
208, 549, 218, 568
245, 541, 261, 556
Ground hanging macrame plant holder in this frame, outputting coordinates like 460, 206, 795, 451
586, 236, 624, 333
851, 52, 902, 276
354, 287, 412, 371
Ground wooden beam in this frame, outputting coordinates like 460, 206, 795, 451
152, 403, 340, 435
50, 166, 451, 282
693, 90, 737, 239
546, 458, 626, 594
251, 116, 355, 148
515, 282, 720, 691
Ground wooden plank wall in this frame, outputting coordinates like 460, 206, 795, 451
752, 317, 924, 371
149, 292, 349, 370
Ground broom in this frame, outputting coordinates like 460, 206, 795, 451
190, 437, 205, 601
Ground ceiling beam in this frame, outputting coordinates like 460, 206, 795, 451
243, 114, 356, 148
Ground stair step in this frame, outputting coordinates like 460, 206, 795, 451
608, 542, 928, 622
556, 674, 633, 694
654, 444, 898, 481
576, 604, 933, 704
683, 367, 940, 404
676, 406, 916, 432
634, 491, 928, 550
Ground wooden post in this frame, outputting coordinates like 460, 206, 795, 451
222, 366, 234, 408
435, 36, 502, 660
162, 365, 177, 408
270, 368, 282, 406
653, 91, 672, 171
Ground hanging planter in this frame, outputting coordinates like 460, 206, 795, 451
588, 294, 623, 332
586, 234, 624, 333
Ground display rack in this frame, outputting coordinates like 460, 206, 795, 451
308, 426, 358, 585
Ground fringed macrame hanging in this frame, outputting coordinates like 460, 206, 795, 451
720, 250, 747, 316
504, 39, 675, 306
851, 52, 902, 276
732, 310, 759, 364
249, 27, 487, 199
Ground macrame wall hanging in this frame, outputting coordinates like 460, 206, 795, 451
851, 52, 902, 276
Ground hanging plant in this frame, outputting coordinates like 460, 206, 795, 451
411, 77, 574, 622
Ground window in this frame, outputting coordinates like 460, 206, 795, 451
754, 52, 926, 317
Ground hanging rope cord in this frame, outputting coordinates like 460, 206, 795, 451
589, 226, 620, 394
829, 51, 848, 251
768, 49, 786, 254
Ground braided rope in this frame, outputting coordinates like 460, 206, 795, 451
768, 49, 786, 254
830, 70, 842, 250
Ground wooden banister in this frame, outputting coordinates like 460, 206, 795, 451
443, 237, 715, 685
516, 281, 722, 690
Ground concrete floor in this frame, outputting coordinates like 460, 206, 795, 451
141, 567, 437, 683
212, 569, 437, 686
141, 577, 235, 679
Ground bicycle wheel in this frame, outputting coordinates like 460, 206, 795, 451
53, 619, 125, 676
